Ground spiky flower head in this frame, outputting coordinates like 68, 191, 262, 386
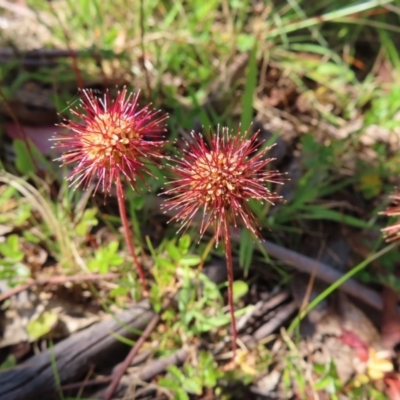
52, 87, 167, 194
162, 126, 285, 244
381, 194, 400, 242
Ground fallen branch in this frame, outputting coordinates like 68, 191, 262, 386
104, 312, 161, 400
96, 296, 295, 398
104, 297, 173, 400
0, 300, 154, 400
255, 238, 383, 310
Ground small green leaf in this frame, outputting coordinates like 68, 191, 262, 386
130, 195, 144, 210
183, 377, 202, 394
158, 377, 180, 390
27, 311, 58, 340
167, 365, 186, 383
13, 139, 36, 175
110, 287, 129, 297
232, 280, 249, 302
179, 235, 191, 254
176, 389, 190, 400
88, 241, 123, 273
240, 43, 258, 131
0, 235, 24, 261
157, 258, 176, 271
239, 229, 254, 276
0, 355, 16, 370
166, 241, 181, 261
75, 208, 98, 236
237, 34, 256, 52
179, 254, 201, 267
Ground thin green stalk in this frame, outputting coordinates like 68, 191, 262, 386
288, 241, 398, 334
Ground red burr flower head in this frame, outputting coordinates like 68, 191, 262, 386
381, 194, 400, 242
52, 87, 167, 194
162, 125, 285, 244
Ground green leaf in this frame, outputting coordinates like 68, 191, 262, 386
158, 377, 180, 390
130, 195, 144, 210
110, 286, 129, 297
0, 235, 24, 260
88, 241, 123, 273
237, 34, 256, 52
166, 241, 181, 262
75, 208, 98, 236
232, 280, 249, 302
297, 206, 370, 228
183, 377, 202, 394
179, 254, 201, 267
157, 258, 176, 271
27, 311, 58, 340
167, 365, 186, 383
239, 229, 254, 276
176, 389, 190, 400
194, 313, 231, 332
179, 235, 191, 254
240, 43, 258, 132
13, 140, 36, 175
0, 355, 16, 370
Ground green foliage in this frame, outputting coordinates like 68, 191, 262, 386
270, 134, 370, 230
74, 208, 98, 237
147, 234, 201, 312
232, 280, 249, 302
159, 351, 223, 399
365, 83, 400, 129
27, 311, 58, 341
313, 361, 341, 396
13, 140, 36, 176
0, 355, 16, 371
88, 241, 124, 274
0, 234, 30, 286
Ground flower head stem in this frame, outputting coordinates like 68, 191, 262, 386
223, 217, 238, 357
116, 175, 147, 294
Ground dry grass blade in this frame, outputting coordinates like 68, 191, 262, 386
0, 170, 80, 269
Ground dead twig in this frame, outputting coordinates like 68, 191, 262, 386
254, 237, 383, 310
0, 273, 117, 303
104, 297, 173, 400
0, 301, 154, 400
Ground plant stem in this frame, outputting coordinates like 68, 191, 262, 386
223, 217, 237, 358
116, 175, 147, 295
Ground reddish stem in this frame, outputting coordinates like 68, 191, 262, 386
223, 217, 237, 358
116, 175, 148, 295
104, 311, 160, 400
